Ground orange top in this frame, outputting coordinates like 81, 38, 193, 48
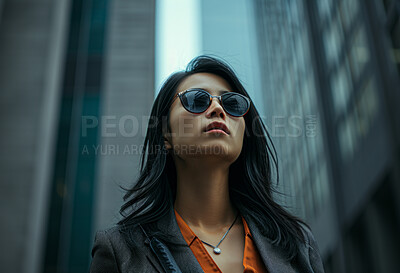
174, 209, 269, 273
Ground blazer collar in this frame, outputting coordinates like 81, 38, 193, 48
142, 206, 205, 273
243, 211, 296, 273
142, 203, 295, 273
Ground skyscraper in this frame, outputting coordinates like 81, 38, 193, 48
254, 0, 400, 272
305, 0, 400, 272
0, 0, 156, 272
252, 0, 336, 260
0, 0, 71, 272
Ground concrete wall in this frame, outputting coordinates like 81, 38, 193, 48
93, 0, 156, 231
0, 0, 71, 272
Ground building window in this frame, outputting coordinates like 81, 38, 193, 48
339, 0, 361, 31
331, 61, 353, 116
323, 14, 344, 68
348, 25, 371, 82
354, 77, 379, 138
317, 0, 333, 20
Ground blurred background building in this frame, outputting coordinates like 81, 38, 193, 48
0, 0, 399, 272
0, 0, 155, 272
254, 0, 400, 272
253, 0, 338, 263
303, 1, 400, 272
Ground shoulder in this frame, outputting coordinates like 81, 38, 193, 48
298, 223, 317, 249
297, 223, 325, 273
94, 226, 125, 245
94, 225, 148, 245
90, 227, 121, 273
90, 225, 146, 273
92, 225, 147, 254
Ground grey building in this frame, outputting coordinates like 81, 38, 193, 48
305, 0, 400, 272
252, 0, 337, 259
0, 0, 71, 272
0, 0, 156, 272
253, 0, 400, 272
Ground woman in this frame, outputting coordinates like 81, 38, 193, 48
90, 55, 325, 272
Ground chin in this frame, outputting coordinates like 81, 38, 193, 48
180, 143, 240, 162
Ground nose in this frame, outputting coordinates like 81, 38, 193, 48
205, 97, 226, 119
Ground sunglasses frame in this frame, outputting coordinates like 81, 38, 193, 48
173, 88, 251, 117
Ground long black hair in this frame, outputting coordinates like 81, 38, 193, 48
118, 55, 308, 261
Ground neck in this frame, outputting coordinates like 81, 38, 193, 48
173, 158, 238, 231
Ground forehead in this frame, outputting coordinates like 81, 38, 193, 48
176, 72, 233, 95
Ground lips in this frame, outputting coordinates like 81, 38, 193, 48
204, 121, 230, 135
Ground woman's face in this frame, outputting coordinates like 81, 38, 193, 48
165, 73, 246, 164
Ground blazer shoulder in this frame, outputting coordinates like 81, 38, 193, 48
90, 226, 122, 273
99, 226, 125, 243
92, 225, 141, 255
90, 225, 152, 273
298, 223, 325, 273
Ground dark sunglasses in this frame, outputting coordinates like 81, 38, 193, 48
173, 88, 251, 117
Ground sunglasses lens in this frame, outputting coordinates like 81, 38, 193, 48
181, 90, 210, 113
180, 90, 250, 116
222, 93, 250, 117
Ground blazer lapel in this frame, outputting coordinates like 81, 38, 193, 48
142, 207, 205, 273
240, 208, 296, 273
144, 251, 163, 273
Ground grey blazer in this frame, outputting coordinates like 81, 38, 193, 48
90, 205, 325, 273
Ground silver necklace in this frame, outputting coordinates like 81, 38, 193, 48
199, 212, 239, 255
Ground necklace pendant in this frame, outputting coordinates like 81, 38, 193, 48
213, 247, 221, 254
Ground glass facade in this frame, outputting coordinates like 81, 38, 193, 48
43, 0, 109, 271
307, 0, 400, 271
382, 0, 400, 74
316, 0, 380, 164
253, 0, 332, 221
255, 1, 400, 271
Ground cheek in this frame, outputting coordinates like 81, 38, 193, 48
231, 119, 246, 139
237, 121, 246, 144
169, 110, 201, 141
232, 121, 246, 153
